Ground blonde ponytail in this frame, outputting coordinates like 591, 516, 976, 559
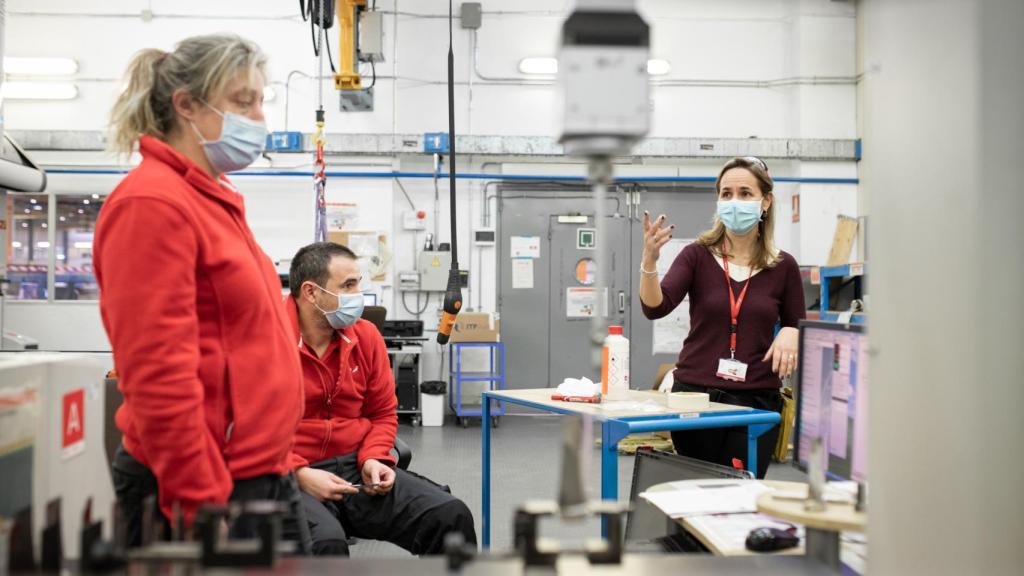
109, 49, 172, 155
108, 35, 268, 155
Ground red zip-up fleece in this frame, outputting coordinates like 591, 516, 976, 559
284, 298, 398, 470
94, 136, 304, 525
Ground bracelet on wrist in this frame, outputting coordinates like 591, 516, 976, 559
639, 265, 658, 275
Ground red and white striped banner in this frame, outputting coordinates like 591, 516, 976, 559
4, 264, 94, 273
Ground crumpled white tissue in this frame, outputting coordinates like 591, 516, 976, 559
556, 377, 599, 397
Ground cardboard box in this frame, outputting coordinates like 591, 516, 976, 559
450, 312, 500, 343
826, 215, 859, 266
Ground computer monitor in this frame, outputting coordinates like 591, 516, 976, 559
793, 320, 869, 482
362, 292, 378, 307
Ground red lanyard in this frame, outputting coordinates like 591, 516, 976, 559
722, 256, 753, 359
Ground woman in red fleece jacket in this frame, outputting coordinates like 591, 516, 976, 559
96, 34, 307, 550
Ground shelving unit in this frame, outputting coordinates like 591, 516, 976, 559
449, 342, 506, 428
806, 263, 868, 325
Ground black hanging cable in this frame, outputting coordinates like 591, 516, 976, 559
447, 0, 458, 269
436, 0, 463, 345
324, 27, 338, 73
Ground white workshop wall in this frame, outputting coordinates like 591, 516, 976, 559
7, 0, 859, 361
5, 0, 857, 138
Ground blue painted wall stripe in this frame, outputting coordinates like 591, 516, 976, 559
44, 168, 859, 185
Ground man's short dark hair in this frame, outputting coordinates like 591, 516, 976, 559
289, 242, 358, 299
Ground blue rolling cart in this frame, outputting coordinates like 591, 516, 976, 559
449, 342, 506, 428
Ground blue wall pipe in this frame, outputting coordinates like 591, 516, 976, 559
45, 168, 858, 185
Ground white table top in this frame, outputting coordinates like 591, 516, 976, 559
646, 480, 807, 556
484, 388, 753, 420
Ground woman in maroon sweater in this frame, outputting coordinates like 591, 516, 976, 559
640, 157, 804, 478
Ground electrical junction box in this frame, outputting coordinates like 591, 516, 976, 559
359, 10, 385, 63
265, 131, 302, 152
474, 228, 495, 246
460, 3, 482, 30
423, 132, 450, 154
398, 271, 420, 291
417, 251, 452, 291
403, 211, 427, 231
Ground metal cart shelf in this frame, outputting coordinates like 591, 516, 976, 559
806, 263, 868, 325
449, 342, 505, 428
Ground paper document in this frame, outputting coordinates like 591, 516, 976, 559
511, 258, 534, 289
640, 480, 773, 518
510, 236, 541, 259
653, 299, 690, 354
686, 512, 803, 553
566, 287, 607, 318
657, 239, 693, 276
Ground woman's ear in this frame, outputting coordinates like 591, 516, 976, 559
171, 88, 199, 122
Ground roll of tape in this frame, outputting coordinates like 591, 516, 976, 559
667, 391, 710, 411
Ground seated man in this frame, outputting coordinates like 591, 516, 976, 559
286, 241, 477, 556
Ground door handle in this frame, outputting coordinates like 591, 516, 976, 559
618, 291, 626, 313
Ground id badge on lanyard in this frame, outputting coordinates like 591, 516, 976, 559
717, 256, 752, 383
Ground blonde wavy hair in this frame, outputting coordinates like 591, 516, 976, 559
696, 156, 782, 270
108, 34, 267, 155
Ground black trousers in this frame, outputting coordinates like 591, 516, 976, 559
110, 445, 312, 553
303, 453, 477, 556
670, 381, 783, 479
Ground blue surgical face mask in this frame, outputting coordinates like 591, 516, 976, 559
313, 284, 364, 330
717, 200, 764, 235
190, 101, 267, 174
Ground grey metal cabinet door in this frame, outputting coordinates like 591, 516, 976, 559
547, 212, 630, 387
498, 189, 629, 392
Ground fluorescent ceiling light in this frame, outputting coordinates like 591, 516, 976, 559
263, 86, 276, 102
2, 81, 78, 100
647, 59, 671, 76
518, 57, 558, 75
519, 57, 672, 76
74, 241, 93, 249
11, 241, 22, 248
4, 57, 78, 76
37, 241, 51, 248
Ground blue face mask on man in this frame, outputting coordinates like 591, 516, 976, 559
717, 200, 764, 236
313, 284, 365, 330
190, 101, 267, 174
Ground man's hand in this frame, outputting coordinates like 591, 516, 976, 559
361, 459, 396, 496
296, 467, 359, 502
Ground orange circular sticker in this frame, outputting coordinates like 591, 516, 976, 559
575, 258, 596, 285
